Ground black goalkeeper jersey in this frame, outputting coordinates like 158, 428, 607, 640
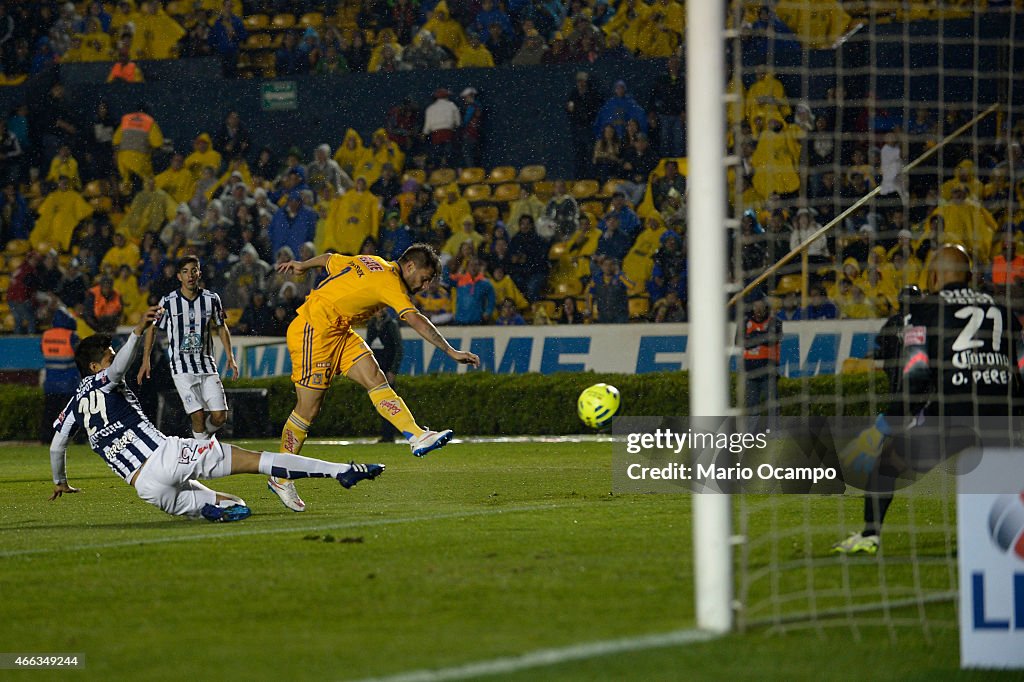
891, 284, 1024, 418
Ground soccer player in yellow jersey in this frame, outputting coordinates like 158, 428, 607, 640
268, 243, 480, 511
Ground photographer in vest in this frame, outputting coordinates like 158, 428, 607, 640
742, 296, 782, 432
112, 103, 163, 191
39, 305, 79, 442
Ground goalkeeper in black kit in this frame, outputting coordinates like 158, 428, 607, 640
833, 245, 1024, 555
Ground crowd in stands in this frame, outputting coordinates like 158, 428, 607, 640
0, 0, 1021, 340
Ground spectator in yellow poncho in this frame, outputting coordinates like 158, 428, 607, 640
155, 152, 192, 204
751, 117, 801, 199
933, 184, 997, 266
101, 230, 142, 272
507, 185, 545, 236
555, 213, 601, 286
112, 105, 164, 187
46, 145, 82, 190
31, 177, 94, 253
940, 159, 984, 202
605, 0, 651, 53
490, 265, 529, 313
184, 133, 222, 192
422, 1, 466, 54
368, 29, 404, 72
745, 65, 790, 127
110, 1, 139, 33
457, 32, 495, 67
131, 1, 185, 60
321, 176, 380, 255
333, 128, 367, 179
113, 265, 147, 321
211, 157, 254, 198
432, 183, 472, 230
442, 216, 486, 259
773, 0, 860, 50
79, 18, 114, 61
119, 176, 178, 242
635, 11, 680, 58
623, 217, 667, 287
886, 229, 923, 289
352, 129, 406, 186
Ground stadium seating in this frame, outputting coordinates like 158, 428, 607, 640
457, 167, 486, 185
429, 168, 456, 186
270, 14, 296, 30
472, 205, 499, 227
492, 183, 520, 203
486, 166, 516, 184
571, 180, 599, 200
518, 165, 546, 183
244, 14, 270, 31
463, 184, 492, 203
299, 12, 325, 28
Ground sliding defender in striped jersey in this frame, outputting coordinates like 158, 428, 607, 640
48, 307, 384, 522
138, 256, 238, 441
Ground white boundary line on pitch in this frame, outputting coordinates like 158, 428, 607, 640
0, 504, 564, 559
350, 628, 718, 682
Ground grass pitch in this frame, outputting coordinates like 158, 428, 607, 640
0, 439, 1006, 681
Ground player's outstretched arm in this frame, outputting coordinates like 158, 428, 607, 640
48, 415, 79, 501
275, 253, 331, 276
137, 324, 157, 384
109, 306, 160, 385
405, 311, 480, 367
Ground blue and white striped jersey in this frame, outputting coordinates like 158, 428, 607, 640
156, 289, 224, 375
52, 363, 166, 483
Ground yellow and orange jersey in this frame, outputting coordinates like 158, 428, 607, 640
298, 254, 418, 329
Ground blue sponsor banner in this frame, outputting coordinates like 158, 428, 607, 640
1, 320, 885, 378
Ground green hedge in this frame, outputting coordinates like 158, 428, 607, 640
2, 372, 890, 440
0, 385, 45, 441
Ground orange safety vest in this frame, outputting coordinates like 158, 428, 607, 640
90, 285, 123, 318
993, 254, 1024, 285
744, 317, 779, 362
120, 111, 153, 132
41, 327, 74, 360
109, 61, 140, 82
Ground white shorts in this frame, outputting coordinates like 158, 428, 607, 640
133, 436, 235, 517
172, 373, 228, 415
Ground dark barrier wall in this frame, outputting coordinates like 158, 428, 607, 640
0, 17, 1017, 176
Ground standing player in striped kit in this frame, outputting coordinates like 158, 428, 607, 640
49, 307, 384, 521
138, 256, 238, 440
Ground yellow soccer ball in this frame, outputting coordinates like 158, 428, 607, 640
577, 383, 621, 429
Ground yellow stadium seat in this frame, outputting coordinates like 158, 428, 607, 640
533, 180, 554, 201
518, 164, 546, 183
473, 205, 499, 226
597, 179, 624, 199
457, 167, 485, 185
492, 183, 520, 203
463, 184, 492, 203
244, 33, 273, 49
403, 169, 426, 185
299, 12, 325, 28
487, 166, 516, 184
580, 200, 606, 218
225, 308, 244, 327
773, 274, 804, 296
571, 179, 599, 199
5, 239, 29, 256
166, 1, 187, 16
2, 313, 13, 332
0, 274, 10, 292
270, 13, 296, 29
428, 168, 456, 186
6, 255, 23, 271
244, 14, 269, 30
629, 296, 650, 319
553, 279, 583, 297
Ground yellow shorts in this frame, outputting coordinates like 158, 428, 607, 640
287, 316, 372, 390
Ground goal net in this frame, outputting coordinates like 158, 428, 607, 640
721, 1, 1023, 635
